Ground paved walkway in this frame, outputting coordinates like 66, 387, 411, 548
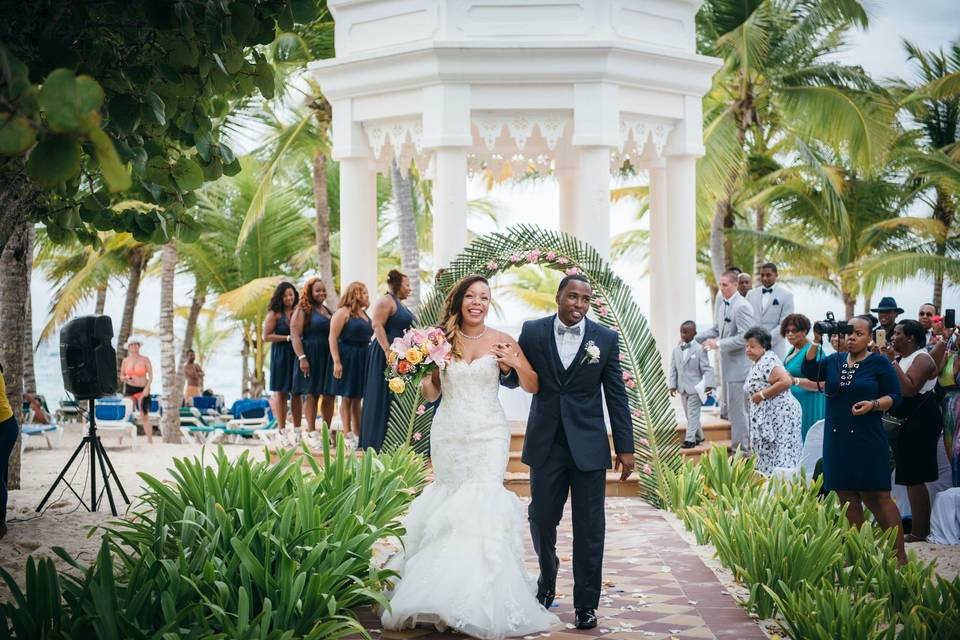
353, 497, 767, 640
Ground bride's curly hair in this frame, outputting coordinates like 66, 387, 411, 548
439, 275, 490, 360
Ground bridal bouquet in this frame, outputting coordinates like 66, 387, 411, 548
385, 326, 452, 394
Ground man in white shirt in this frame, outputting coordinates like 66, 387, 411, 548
745, 263, 794, 358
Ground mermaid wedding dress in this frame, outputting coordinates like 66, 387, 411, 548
381, 355, 560, 639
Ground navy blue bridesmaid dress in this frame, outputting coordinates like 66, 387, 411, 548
268, 312, 295, 392
291, 309, 332, 397
327, 314, 374, 399
359, 295, 416, 451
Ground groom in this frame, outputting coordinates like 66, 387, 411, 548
502, 274, 635, 630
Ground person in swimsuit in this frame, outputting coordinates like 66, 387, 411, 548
120, 337, 154, 444
182, 350, 204, 400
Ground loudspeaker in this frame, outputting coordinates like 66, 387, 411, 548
60, 315, 118, 399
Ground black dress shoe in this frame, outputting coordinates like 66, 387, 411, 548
536, 591, 555, 610
575, 608, 597, 630
681, 440, 696, 449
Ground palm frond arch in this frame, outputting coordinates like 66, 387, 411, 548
381, 225, 680, 505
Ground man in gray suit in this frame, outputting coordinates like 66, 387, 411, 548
669, 321, 716, 448
696, 270, 755, 452
745, 263, 794, 359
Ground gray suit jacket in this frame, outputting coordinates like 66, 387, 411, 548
695, 292, 755, 382
668, 341, 716, 395
745, 283, 794, 353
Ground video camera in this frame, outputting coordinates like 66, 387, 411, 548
814, 311, 853, 336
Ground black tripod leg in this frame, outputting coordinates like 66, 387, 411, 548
36, 438, 88, 512
94, 439, 118, 517
96, 438, 130, 504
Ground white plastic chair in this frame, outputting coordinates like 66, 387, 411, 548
800, 419, 824, 482
96, 401, 137, 447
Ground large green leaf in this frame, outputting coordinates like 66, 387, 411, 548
26, 133, 82, 187
88, 127, 132, 192
0, 114, 37, 155
38, 68, 104, 132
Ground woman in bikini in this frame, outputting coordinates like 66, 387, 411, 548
120, 337, 154, 444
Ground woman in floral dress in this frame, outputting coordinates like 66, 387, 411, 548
743, 326, 803, 475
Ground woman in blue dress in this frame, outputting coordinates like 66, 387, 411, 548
802, 315, 906, 563
780, 313, 826, 441
328, 281, 374, 449
264, 282, 301, 444
291, 277, 335, 450
360, 270, 416, 452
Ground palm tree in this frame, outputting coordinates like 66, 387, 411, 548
696, 0, 896, 282
392, 160, 422, 312
0, 220, 31, 489
158, 241, 181, 442
181, 309, 232, 369
496, 266, 563, 316
22, 224, 36, 397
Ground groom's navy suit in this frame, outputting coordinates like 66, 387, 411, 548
503, 315, 633, 609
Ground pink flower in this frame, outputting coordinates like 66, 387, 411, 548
486, 260, 498, 270
564, 267, 580, 276
626, 380, 636, 389
509, 254, 522, 263
598, 306, 609, 316
545, 251, 557, 261
428, 340, 452, 369
527, 249, 541, 263
618, 353, 625, 361
557, 257, 569, 265
416, 405, 426, 415
639, 437, 649, 446
643, 464, 653, 475
622, 371, 633, 381
632, 409, 642, 418
413, 432, 422, 441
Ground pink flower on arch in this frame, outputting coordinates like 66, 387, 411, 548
626, 380, 636, 389
413, 432, 423, 441
565, 267, 581, 276
632, 409, 642, 418
527, 249, 541, 263
509, 253, 522, 263
622, 371, 633, 381
598, 306, 609, 317
557, 256, 570, 265
639, 437, 649, 446
643, 463, 653, 475
416, 405, 426, 415
486, 260, 499, 271
545, 251, 557, 261
618, 353, 625, 362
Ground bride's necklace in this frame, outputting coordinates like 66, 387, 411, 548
462, 327, 488, 341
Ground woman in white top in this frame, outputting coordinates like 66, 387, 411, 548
882, 319, 941, 541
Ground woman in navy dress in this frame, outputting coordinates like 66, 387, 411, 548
264, 282, 301, 444
360, 270, 416, 452
328, 281, 374, 449
802, 315, 906, 563
291, 277, 335, 449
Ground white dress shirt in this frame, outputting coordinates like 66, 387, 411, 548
554, 316, 586, 369
761, 286, 774, 310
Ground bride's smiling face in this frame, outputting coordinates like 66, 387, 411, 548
460, 281, 491, 328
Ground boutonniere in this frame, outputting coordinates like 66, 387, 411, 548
582, 340, 600, 365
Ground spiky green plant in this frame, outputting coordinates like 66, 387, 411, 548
381, 225, 678, 505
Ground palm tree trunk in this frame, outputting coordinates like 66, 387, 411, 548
158, 242, 181, 443
753, 206, 765, 278
116, 246, 146, 369
710, 202, 729, 282
22, 225, 36, 397
314, 152, 338, 307
843, 292, 856, 320
932, 188, 955, 311
0, 221, 31, 490
863, 296, 872, 315
392, 159, 421, 312
94, 285, 107, 315
240, 328, 250, 398
179, 286, 205, 364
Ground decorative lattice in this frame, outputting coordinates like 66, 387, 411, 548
381, 225, 679, 506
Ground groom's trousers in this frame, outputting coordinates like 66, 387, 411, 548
528, 430, 606, 610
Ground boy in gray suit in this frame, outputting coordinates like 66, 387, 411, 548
669, 321, 716, 449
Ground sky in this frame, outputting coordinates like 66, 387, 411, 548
29, 1, 960, 406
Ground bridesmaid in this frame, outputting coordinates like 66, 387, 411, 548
780, 313, 826, 441
359, 270, 416, 451
328, 281, 374, 449
263, 282, 302, 445
291, 277, 336, 449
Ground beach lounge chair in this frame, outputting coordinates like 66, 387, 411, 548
55, 398, 82, 422
178, 407, 218, 444
95, 401, 137, 447
213, 411, 277, 445
21, 423, 65, 452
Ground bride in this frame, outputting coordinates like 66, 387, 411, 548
381, 275, 560, 639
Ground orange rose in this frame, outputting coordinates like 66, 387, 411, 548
397, 359, 412, 375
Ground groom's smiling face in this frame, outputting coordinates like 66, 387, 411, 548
556, 279, 592, 326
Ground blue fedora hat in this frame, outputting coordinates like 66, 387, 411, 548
870, 297, 904, 314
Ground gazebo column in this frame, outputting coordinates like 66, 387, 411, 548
571, 83, 618, 261
339, 157, 379, 295
665, 154, 697, 341
648, 163, 671, 365
556, 155, 577, 236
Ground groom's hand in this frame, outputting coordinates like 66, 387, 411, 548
615, 453, 635, 482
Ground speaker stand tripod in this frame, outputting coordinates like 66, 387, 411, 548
37, 399, 130, 516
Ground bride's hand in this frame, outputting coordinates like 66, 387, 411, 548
491, 342, 522, 372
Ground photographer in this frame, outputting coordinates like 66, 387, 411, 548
803, 315, 906, 563
882, 320, 942, 541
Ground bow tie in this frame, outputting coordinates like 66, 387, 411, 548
723, 300, 730, 306
680, 343, 690, 350
762, 287, 773, 294
557, 325, 581, 336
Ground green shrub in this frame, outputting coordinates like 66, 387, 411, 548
766, 579, 895, 640
697, 446, 762, 500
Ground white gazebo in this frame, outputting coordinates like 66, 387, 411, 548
312, 0, 719, 355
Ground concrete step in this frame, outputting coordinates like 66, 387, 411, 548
508, 415, 731, 453
503, 471, 642, 497
505, 439, 732, 472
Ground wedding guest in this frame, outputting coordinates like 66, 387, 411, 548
668, 321, 715, 449
264, 281, 302, 445
328, 281, 374, 449
803, 315, 906, 563
882, 319, 941, 541
780, 314, 826, 441
737, 272, 752, 298
745, 263, 794, 358
931, 320, 960, 486
0, 363, 18, 539
291, 277, 335, 449
360, 270, 416, 452
918, 303, 937, 346
744, 327, 803, 474
120, 337, 154, 444
870, 297, 903, 341
697, 270, 756, 451
182, 349, 204, 400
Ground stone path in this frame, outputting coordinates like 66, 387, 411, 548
352, 497, 767, 640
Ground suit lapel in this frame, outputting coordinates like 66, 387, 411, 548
542, 315, 562, 386
564, 319, 597, 385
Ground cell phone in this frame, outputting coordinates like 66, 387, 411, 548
946, 309, 956, 329
875, 329, 886, 349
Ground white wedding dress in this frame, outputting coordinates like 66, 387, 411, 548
381, 355, 560, 639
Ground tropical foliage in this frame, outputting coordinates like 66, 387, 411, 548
381, 226, 678, 506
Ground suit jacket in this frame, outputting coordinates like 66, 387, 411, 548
669, 341, 716, 395
502, 315, 633, 471
695, 292, 755, 382
745, 283, 794, 352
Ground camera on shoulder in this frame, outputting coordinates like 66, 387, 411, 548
814, 311, 853, 336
